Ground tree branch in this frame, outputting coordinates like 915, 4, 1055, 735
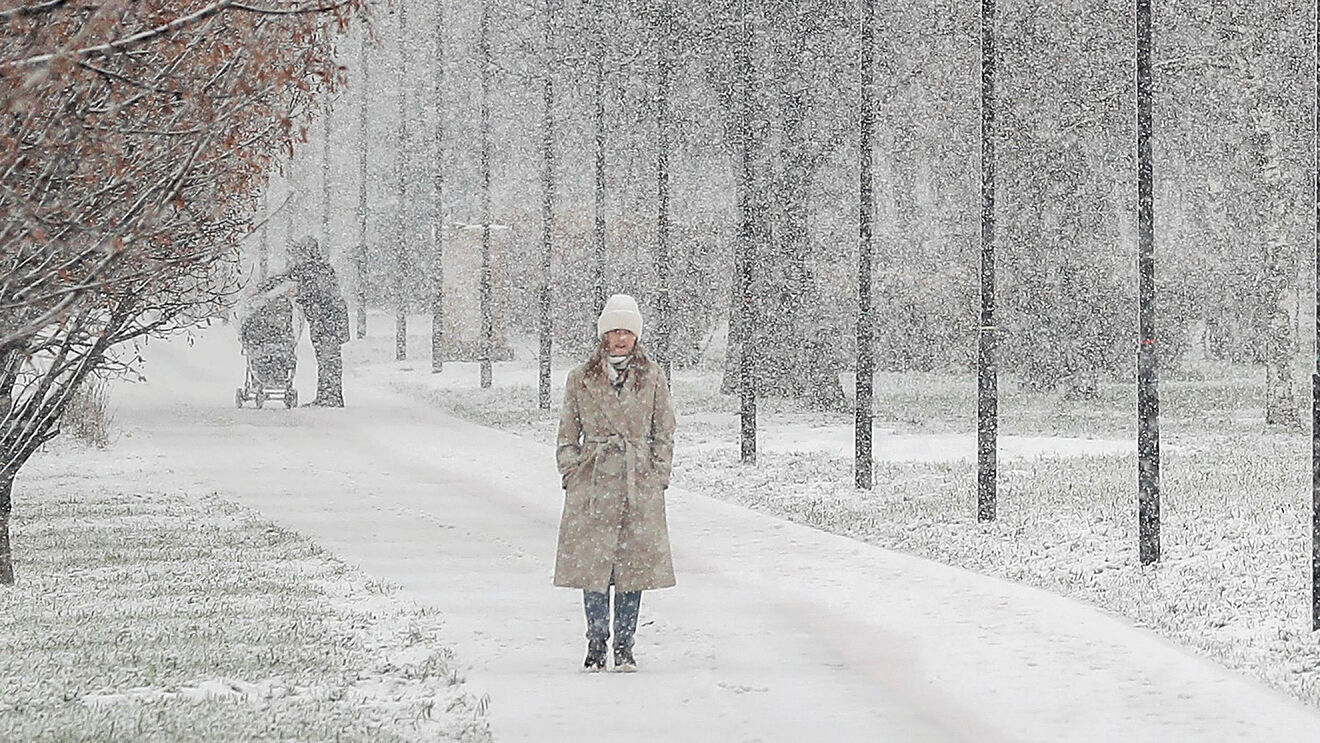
6, 0, 351, 68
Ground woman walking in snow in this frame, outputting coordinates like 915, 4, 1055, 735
554, 294, 677, 672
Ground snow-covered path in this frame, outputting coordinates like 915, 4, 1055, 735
106, 328, 1320, 742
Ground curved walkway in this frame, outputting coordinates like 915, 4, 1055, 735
109, 329, 1320, 742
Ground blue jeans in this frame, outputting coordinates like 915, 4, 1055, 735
584, 588, 642, 650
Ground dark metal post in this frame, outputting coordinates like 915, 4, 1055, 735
977, 0, 998, 521
479, 0, 493, 389
539, 0, 556, 409
738, 0, 757, 465
856, 0, 875, 490
1136, 0, 1161, 565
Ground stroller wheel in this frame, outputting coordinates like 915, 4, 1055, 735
255, 391, 265, 409
285, 389, 297, 409
235, 388, 244, 408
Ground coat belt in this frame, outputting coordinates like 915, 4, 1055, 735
582, 434, 641, 503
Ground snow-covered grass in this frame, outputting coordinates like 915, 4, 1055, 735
679, 441, 1320, 707
348, 316, 1320, 711
0, 443, 491, 743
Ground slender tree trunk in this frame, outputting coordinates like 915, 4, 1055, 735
0, 330, 114, 585
479, 0, 493, 388
655, 1, 673, 379
282, 187, 295, 250
1259, 130, 1298, 426
856, 0, 875, 490
593, 23, 607, 315
1311, 0, 1320, 629
736, 0, 758, 464
395, 0, 409, 361
1136, 0, 1160, 565
1263, 252, 1299, 426
259, 188, 270, 281
978, 0, 998, 521
322, 99, 332, 241
431, 1, 447, 373
0, 358, 14, 585
0, 473, 12, 586
539, 0, 556, 409
720, 167, 745, 397
356, 32, 370, 339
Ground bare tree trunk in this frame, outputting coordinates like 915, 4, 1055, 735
1257, 128, 1299, 427
479, 0, 493, 388
2, 349, 19, 584
735, 0, 759, 463
1136, 0, 1160, 565
856, 0, 875, 490
593, 17, 607, 315
431, 1, 447, 373
1264, 245, 1299, 427
0, 331, 114, 585
395, 0, 409, 362
259, 188, 270, 281
322, 99, 332, 241
0, 474, 12, 586
654, 0, 673, 378
720, 165, 746, 397
978, 0, 998, 521
539, 0, 557, 409
722, 3, 767, 406
356, 32, 370, 340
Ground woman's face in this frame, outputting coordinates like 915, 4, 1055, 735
603, 329, 636, 356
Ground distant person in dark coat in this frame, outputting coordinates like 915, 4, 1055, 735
274, 236, 350, 407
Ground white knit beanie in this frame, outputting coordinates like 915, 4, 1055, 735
596, 294, 644, 340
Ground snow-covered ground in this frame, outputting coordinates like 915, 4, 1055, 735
4, 441, 490, 742
56, 316, 1320, 741
364, 317, 1320, 718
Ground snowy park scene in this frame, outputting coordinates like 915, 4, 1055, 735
8, 0, 1320, 741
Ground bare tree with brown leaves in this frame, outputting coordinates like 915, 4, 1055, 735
0, 0, 367, 584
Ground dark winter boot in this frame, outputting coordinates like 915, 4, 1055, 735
613, 644, 636, 673
584, 639, 608, 672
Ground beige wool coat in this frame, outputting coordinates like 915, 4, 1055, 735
554, 354, 677, 593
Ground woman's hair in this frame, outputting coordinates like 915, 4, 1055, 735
583, 337, 649, 391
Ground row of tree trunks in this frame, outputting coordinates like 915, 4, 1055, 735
719, 3, 843, 411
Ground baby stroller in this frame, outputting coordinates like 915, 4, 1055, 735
235, 286, 298, 409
